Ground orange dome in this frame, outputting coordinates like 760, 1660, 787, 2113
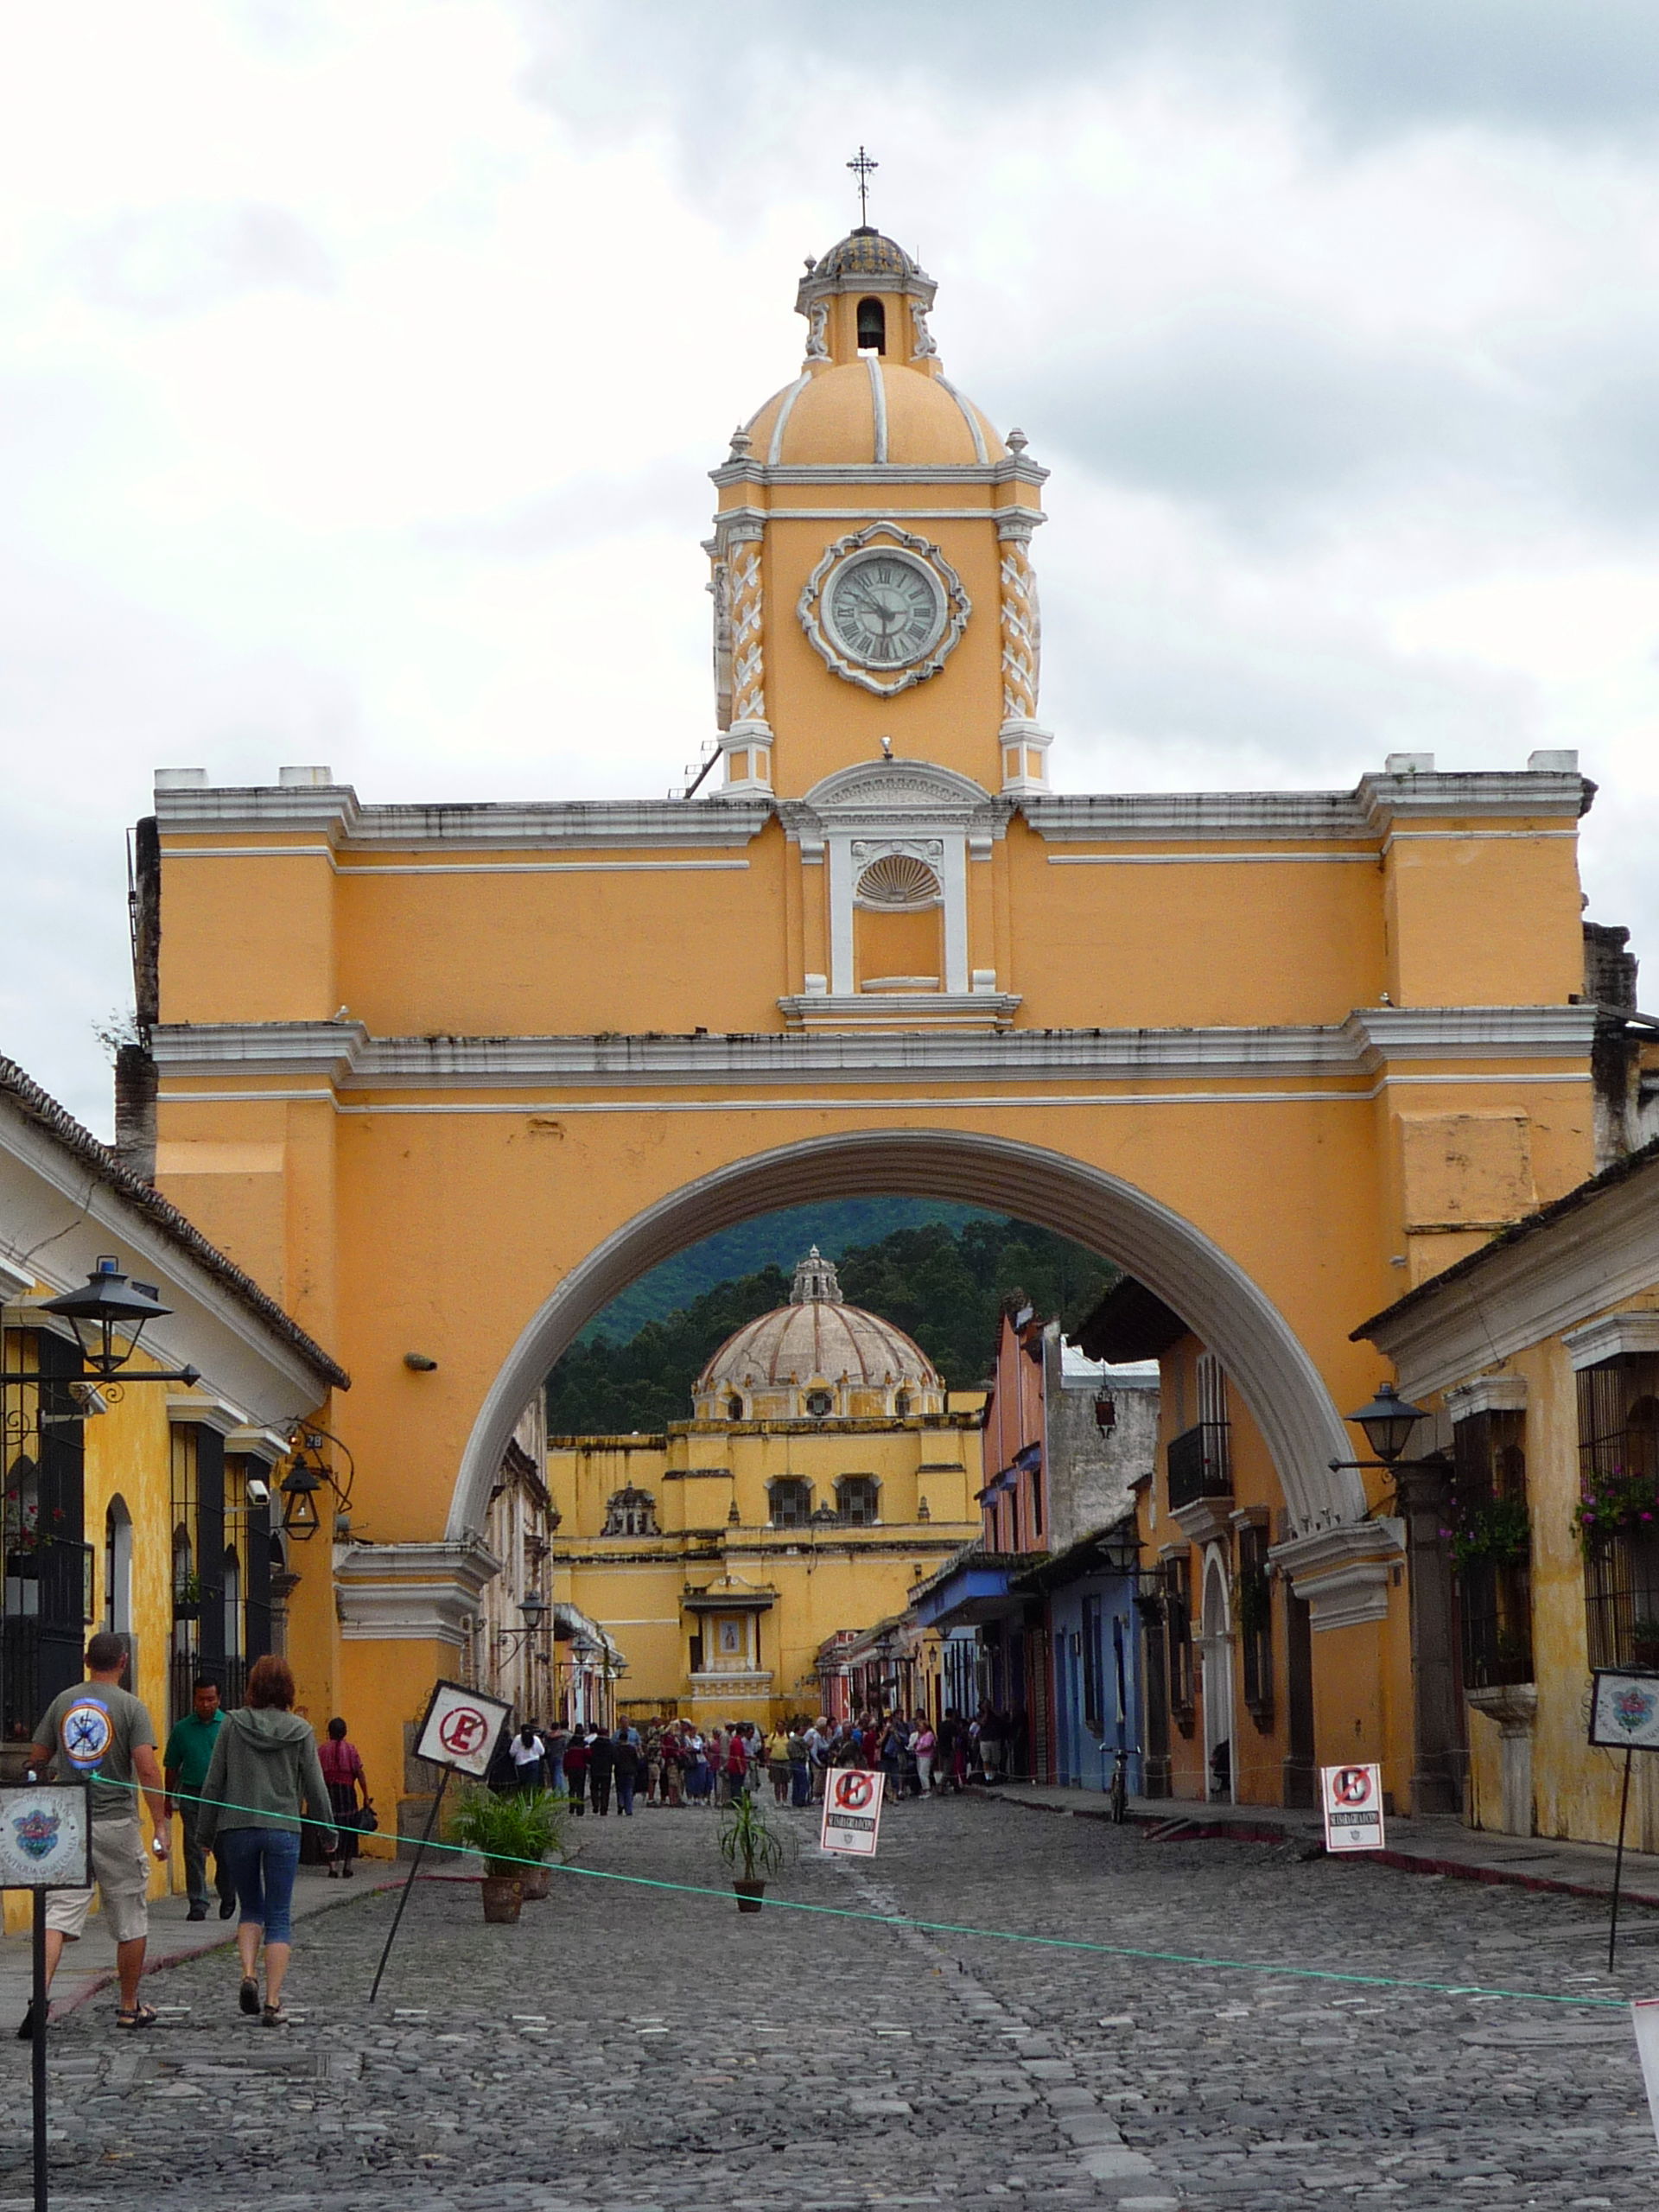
746, 360, 1003, 470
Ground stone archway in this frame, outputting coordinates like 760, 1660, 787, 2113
448, 1127, 1358, 1542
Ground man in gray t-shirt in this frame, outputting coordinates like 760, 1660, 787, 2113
23, 1631, 170, 2036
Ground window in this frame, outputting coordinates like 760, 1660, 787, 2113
1237, 1522, 1274, 1723
856, 296, 886, 353
1165, 1554, 1196, 1732
1580, 1359, 1659, 1669
103, 1497, 132, 1636
727, 1395, 744, 1421
837, 1475, 879, 1527
893, 1389, 911, 1417
769, 1478, 812, 1529
602, 1487, 658, 1537
1454, 1409, 1533, 1687
223, 1546, 243, 1665
1081, 1593, 1104, 1737
805, 1389, 834, 1419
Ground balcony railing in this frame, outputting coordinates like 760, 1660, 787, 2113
1167, 1421, 1232, 1514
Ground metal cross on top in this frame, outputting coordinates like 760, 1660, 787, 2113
847, 145, 878, 226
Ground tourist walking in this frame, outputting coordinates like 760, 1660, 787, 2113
163, 1676, 234, 1921
319, 1716, 368, 1877
587, 1726, 615, 1815
23, 1630, 170, 2037
198, 1656, 335, 2027
723, 1725, 749, 1804
507, 1723, 545, 1793
683, 1728, 711, 1803
563, 1726, 588, 1815
809, 1716, 832, 1802
542, 1719, 569, 1795
613, 1728, 640, 1816
659, 1725, 684, 1807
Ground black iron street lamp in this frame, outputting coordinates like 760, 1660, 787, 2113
3, 1256, 202, 1387
279, 1448, 327, 1540
1342, 1382, 1431, 1468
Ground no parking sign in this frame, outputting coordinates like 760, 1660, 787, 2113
415, 1680, 512, 1779
820, 1767, 885, 1856
1320, 1762, 1386, 1853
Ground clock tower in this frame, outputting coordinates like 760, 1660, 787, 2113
707, 226, 1051, 803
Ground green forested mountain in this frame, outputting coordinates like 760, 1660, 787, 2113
571, 1198, 994, 1344
544, 1213, 1118, 1436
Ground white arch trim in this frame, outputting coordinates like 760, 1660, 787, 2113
448, 1129, 1361, 1541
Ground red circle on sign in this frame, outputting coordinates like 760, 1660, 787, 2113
835, 1771, 874, 1810
438, 1706, 488, 1757
1333, 1767, 1371, 1805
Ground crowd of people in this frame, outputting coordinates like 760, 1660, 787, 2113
487, 1703, 1020, 1813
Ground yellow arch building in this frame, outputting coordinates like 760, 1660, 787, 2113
137, 220, 1601, 1834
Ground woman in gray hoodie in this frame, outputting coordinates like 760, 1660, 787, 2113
199, 1655, 335, 2024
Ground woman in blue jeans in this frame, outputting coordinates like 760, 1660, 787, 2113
199, 1655, 335, 2025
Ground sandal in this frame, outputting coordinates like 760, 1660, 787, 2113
238, 1977, 260, 2018
115, 2004, 157, 2031
261, 2002, 287, 2028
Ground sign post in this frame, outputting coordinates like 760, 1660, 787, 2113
818, 1768, 886, 1857
369, 1680, 512, 2004
0, 1783, 92, 2212
1587, 1669, 1659, 1968
1319, 1763, 1386, 1854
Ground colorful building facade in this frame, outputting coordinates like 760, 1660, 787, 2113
127, 216, 1618, 1831
544, 1249, 981, 1726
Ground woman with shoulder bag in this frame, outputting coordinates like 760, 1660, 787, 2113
319, 1717, 369, 1878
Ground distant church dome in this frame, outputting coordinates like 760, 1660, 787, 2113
693, 1248, 945, 1423
736, 228, 1006, 470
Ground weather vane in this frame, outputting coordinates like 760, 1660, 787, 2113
847, 145, 878, 226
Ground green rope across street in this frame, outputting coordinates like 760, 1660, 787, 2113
101, 1776, 1630, 2012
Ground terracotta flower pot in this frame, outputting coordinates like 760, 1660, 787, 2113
733, 1878, 766, 1914
519, 1864, 552, 1902
480, 1875, 523, 1923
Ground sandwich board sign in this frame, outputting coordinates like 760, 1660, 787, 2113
1320, 1763, 1386, 1853
820, 1767, 885, 1857
414, 1680, 512, 1779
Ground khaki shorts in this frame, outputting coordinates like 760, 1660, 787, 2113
44, 1817, 150, 1945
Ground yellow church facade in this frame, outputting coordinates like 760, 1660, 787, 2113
133, 216, 1611, 1836
547, 1249, 981, 1725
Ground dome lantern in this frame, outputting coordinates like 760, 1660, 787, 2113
795, 228, 940, 376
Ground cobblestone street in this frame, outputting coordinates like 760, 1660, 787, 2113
3, 1793, 1656, 2212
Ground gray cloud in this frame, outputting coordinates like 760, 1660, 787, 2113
69, 202, 334, 318
421, 461, 710, 557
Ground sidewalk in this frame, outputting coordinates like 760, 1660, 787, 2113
970, 1780, 1659, 1911
0, 1863, 402, 2029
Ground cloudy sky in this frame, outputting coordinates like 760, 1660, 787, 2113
6, 0, 1659, 1134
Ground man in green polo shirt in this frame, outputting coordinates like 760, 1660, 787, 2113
163, 1679, 234, 1921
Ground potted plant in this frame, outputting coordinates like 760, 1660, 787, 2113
172, 1572, 204, 1622
451, 1787, 561, 1923
1632, 1618, 1659, 1670
515, 1789, 571, 1902
717, 1788, 787, 1913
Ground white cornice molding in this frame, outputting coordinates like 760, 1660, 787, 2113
1363, 1161, 1659, 1397
709, 460, 1048, 489
334, 1539, 501, 1646
224, 1424, 292, 1464
1019, 770, 1589, 844
1446, 1374, 1529, 1420
1562, 1311, 1659, 1371
156, 787, 774, 853
1270, 1519, 1403, 1632
149, 1007, 1595, 1092
167, 1394, 247, 1434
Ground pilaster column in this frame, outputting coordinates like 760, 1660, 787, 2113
997, 516, 1051, 793
720, 520, 772, 793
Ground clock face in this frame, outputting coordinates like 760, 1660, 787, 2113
827, 552, 945, 669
